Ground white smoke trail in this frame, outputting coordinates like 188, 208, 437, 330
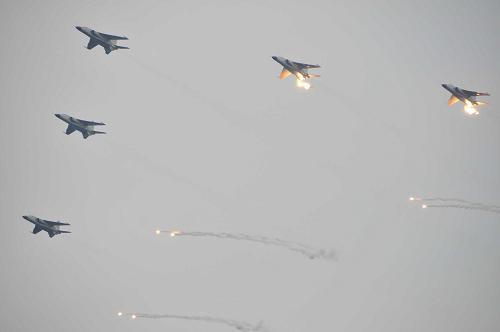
409, 196, 500, 214
423, 204, 500, 214
158, 230, 336, 261
118, 312, 266, 332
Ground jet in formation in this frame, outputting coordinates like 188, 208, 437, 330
55, 114, 106, 139
442, 84, 490, 115
272, 56, 320, 81
76, 26, 129, 54
22, 215, 71, 238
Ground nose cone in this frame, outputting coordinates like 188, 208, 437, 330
75, 26, 89, 34
272, 56, 283, 62
22, 215, 31, 221
55, 113, 69, 121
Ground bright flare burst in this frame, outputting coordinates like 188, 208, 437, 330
117, 312, 123, 317
155, 229, 161, 235
464, 105, 479, 116
296, 79, 311, 90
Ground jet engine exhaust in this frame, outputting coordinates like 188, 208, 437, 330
156, 230, 336, 261
117, 312, 266, 332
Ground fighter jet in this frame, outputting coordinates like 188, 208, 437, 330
272, 56, 320, 81
55, 114, 106, 139
76, 26, 129, 54
442, 84, 490, 115
22, 215, 71, 238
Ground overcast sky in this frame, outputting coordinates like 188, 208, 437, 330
1, 1, 500, 331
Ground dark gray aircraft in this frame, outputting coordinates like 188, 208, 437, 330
442, 83, 489, 115
272, 56, 320, 81
22, 215, 71, 238
55, 114, 106, 139
76, 26, 129, 54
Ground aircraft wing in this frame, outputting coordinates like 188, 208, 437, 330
100, 33, 128, 41
33, 225, 43, 234
87, 39, 98, 49
292, 61, 321, 69
66, 125, 76, 135
448, 95, 459, 106
279, 68, 291, 79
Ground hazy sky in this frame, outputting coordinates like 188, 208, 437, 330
1, 1, 500, 331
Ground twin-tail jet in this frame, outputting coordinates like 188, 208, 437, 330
22, 215, 71, 238
76, 26, 129, 54
272, 56, 320, 81
55, 114, 106, 139
442, 84, 489, 115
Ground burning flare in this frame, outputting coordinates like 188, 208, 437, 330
296, 79, 311, 90
464, 105, 479, 116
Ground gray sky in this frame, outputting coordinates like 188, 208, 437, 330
1, 0, 500, 331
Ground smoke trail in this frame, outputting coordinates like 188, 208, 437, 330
118, 312, 266, 332
423, 204, 500, 214
158, 230, 336, 261
409, 196, 500, 214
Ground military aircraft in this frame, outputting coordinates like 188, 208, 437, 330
272, 56, 320, 81
22, 215, 71, 238
55, 114, 106, 139
441, 84, 490, 115
76, 26, 129, 54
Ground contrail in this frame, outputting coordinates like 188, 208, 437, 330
409, 196, 500, 214
117, 312, 266, 332
157, 230, 337, 261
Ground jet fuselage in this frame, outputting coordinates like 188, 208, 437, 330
272, 56, 308, 79
22, 215, 70, 238
55, 114, 94, 131
441, 84, 488, 106
76, 26, 114, 48
55, 114, 105, 139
